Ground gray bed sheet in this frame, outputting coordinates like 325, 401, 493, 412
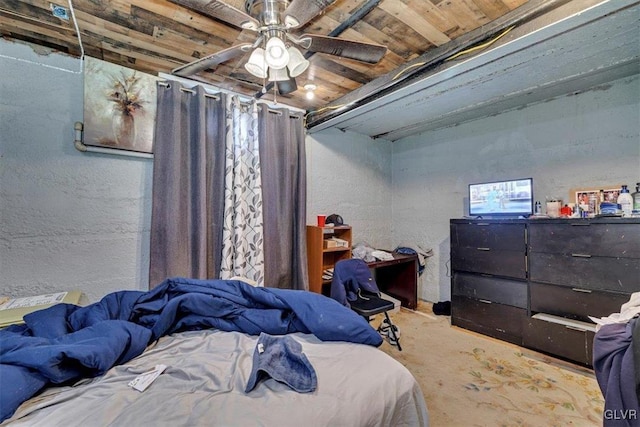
4, 330, 428, 426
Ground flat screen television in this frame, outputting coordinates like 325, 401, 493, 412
468, 178, 533, 218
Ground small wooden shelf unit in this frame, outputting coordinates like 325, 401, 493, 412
306, 225, 352, 295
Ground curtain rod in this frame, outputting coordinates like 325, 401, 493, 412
157, 72, 307, 115
158, 80, 301, 119
158, 81, 220, 99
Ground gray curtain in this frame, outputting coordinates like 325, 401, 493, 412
148, 83, 226, 288
258, 105, 308, 290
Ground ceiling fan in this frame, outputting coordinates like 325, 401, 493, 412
169, 0, 387, 94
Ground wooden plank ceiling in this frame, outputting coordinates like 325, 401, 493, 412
1, 0, 531, 111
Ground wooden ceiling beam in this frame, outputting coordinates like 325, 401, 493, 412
378, 0, 451, 46
73, 9, 202, 66
130, 5, 231, 49
130, 0, 241, 42
0, 13, 77, 47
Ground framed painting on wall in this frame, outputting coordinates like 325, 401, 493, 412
83, 57, 160, 154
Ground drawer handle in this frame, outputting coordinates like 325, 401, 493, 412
571, 253, 592, 258
479, 299, 492, 304
571, 223, 591, 226
476, 223, 490, 226
572, 288, 592, 293
477, 247, 491, 251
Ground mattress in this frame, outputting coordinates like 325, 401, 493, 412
3, 329, 429, 426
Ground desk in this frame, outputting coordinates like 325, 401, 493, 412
368, 253, 418, 310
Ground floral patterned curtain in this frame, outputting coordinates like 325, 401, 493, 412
219, 97, 265, 285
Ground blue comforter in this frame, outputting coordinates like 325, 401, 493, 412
0, 278, 382, 422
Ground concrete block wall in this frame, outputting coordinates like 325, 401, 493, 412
305, 128, 392, 249
1, 40, 153, 303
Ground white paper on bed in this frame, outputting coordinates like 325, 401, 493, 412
4, 330, 428, 426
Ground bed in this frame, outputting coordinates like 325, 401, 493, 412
0, 278, 428, 426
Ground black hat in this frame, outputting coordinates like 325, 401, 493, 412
326, 214, 344, 225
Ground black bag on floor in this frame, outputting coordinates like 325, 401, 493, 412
432, 301, 451, 316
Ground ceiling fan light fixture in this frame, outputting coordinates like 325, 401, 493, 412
265, 36, 289, 69
286, 46, 309, 77
170, 0, 389, 97
244, 47, 267, 78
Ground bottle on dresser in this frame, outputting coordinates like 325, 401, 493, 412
617, 185, 633, 217
632, 183, 640, 214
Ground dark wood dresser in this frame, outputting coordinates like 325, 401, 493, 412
450, 217, 640, 366
450, 220, 528, 345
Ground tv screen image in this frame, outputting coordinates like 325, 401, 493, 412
469, 178, 533, 217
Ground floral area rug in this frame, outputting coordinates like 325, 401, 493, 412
377, 303, 604, 426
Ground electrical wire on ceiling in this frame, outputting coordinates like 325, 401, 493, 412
391, 25, 515, 81
304, 102, 355, 126
67, 0, 85, 71
445, 25, 514, 61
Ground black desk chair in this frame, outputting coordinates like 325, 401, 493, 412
330, 259, 402, 351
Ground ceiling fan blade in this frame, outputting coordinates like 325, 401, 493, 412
282, 0, 337, 29
169, 0, 259, 30
172, 43, 252, 77
298, 35, 387, 64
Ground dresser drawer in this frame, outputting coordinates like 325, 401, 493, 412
523, 315, 594, 366
451, 223, 526, 251
528, 223, 640, 258
452, 272, 527, 308
530, 282, 630, 321
529, 253, 640, 293
451, 247, 526, 279
451, 295, 525, 345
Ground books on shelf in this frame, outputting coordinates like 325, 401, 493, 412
322, 268, 334, 281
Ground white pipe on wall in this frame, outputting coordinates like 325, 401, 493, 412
73, 121, 154, 159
